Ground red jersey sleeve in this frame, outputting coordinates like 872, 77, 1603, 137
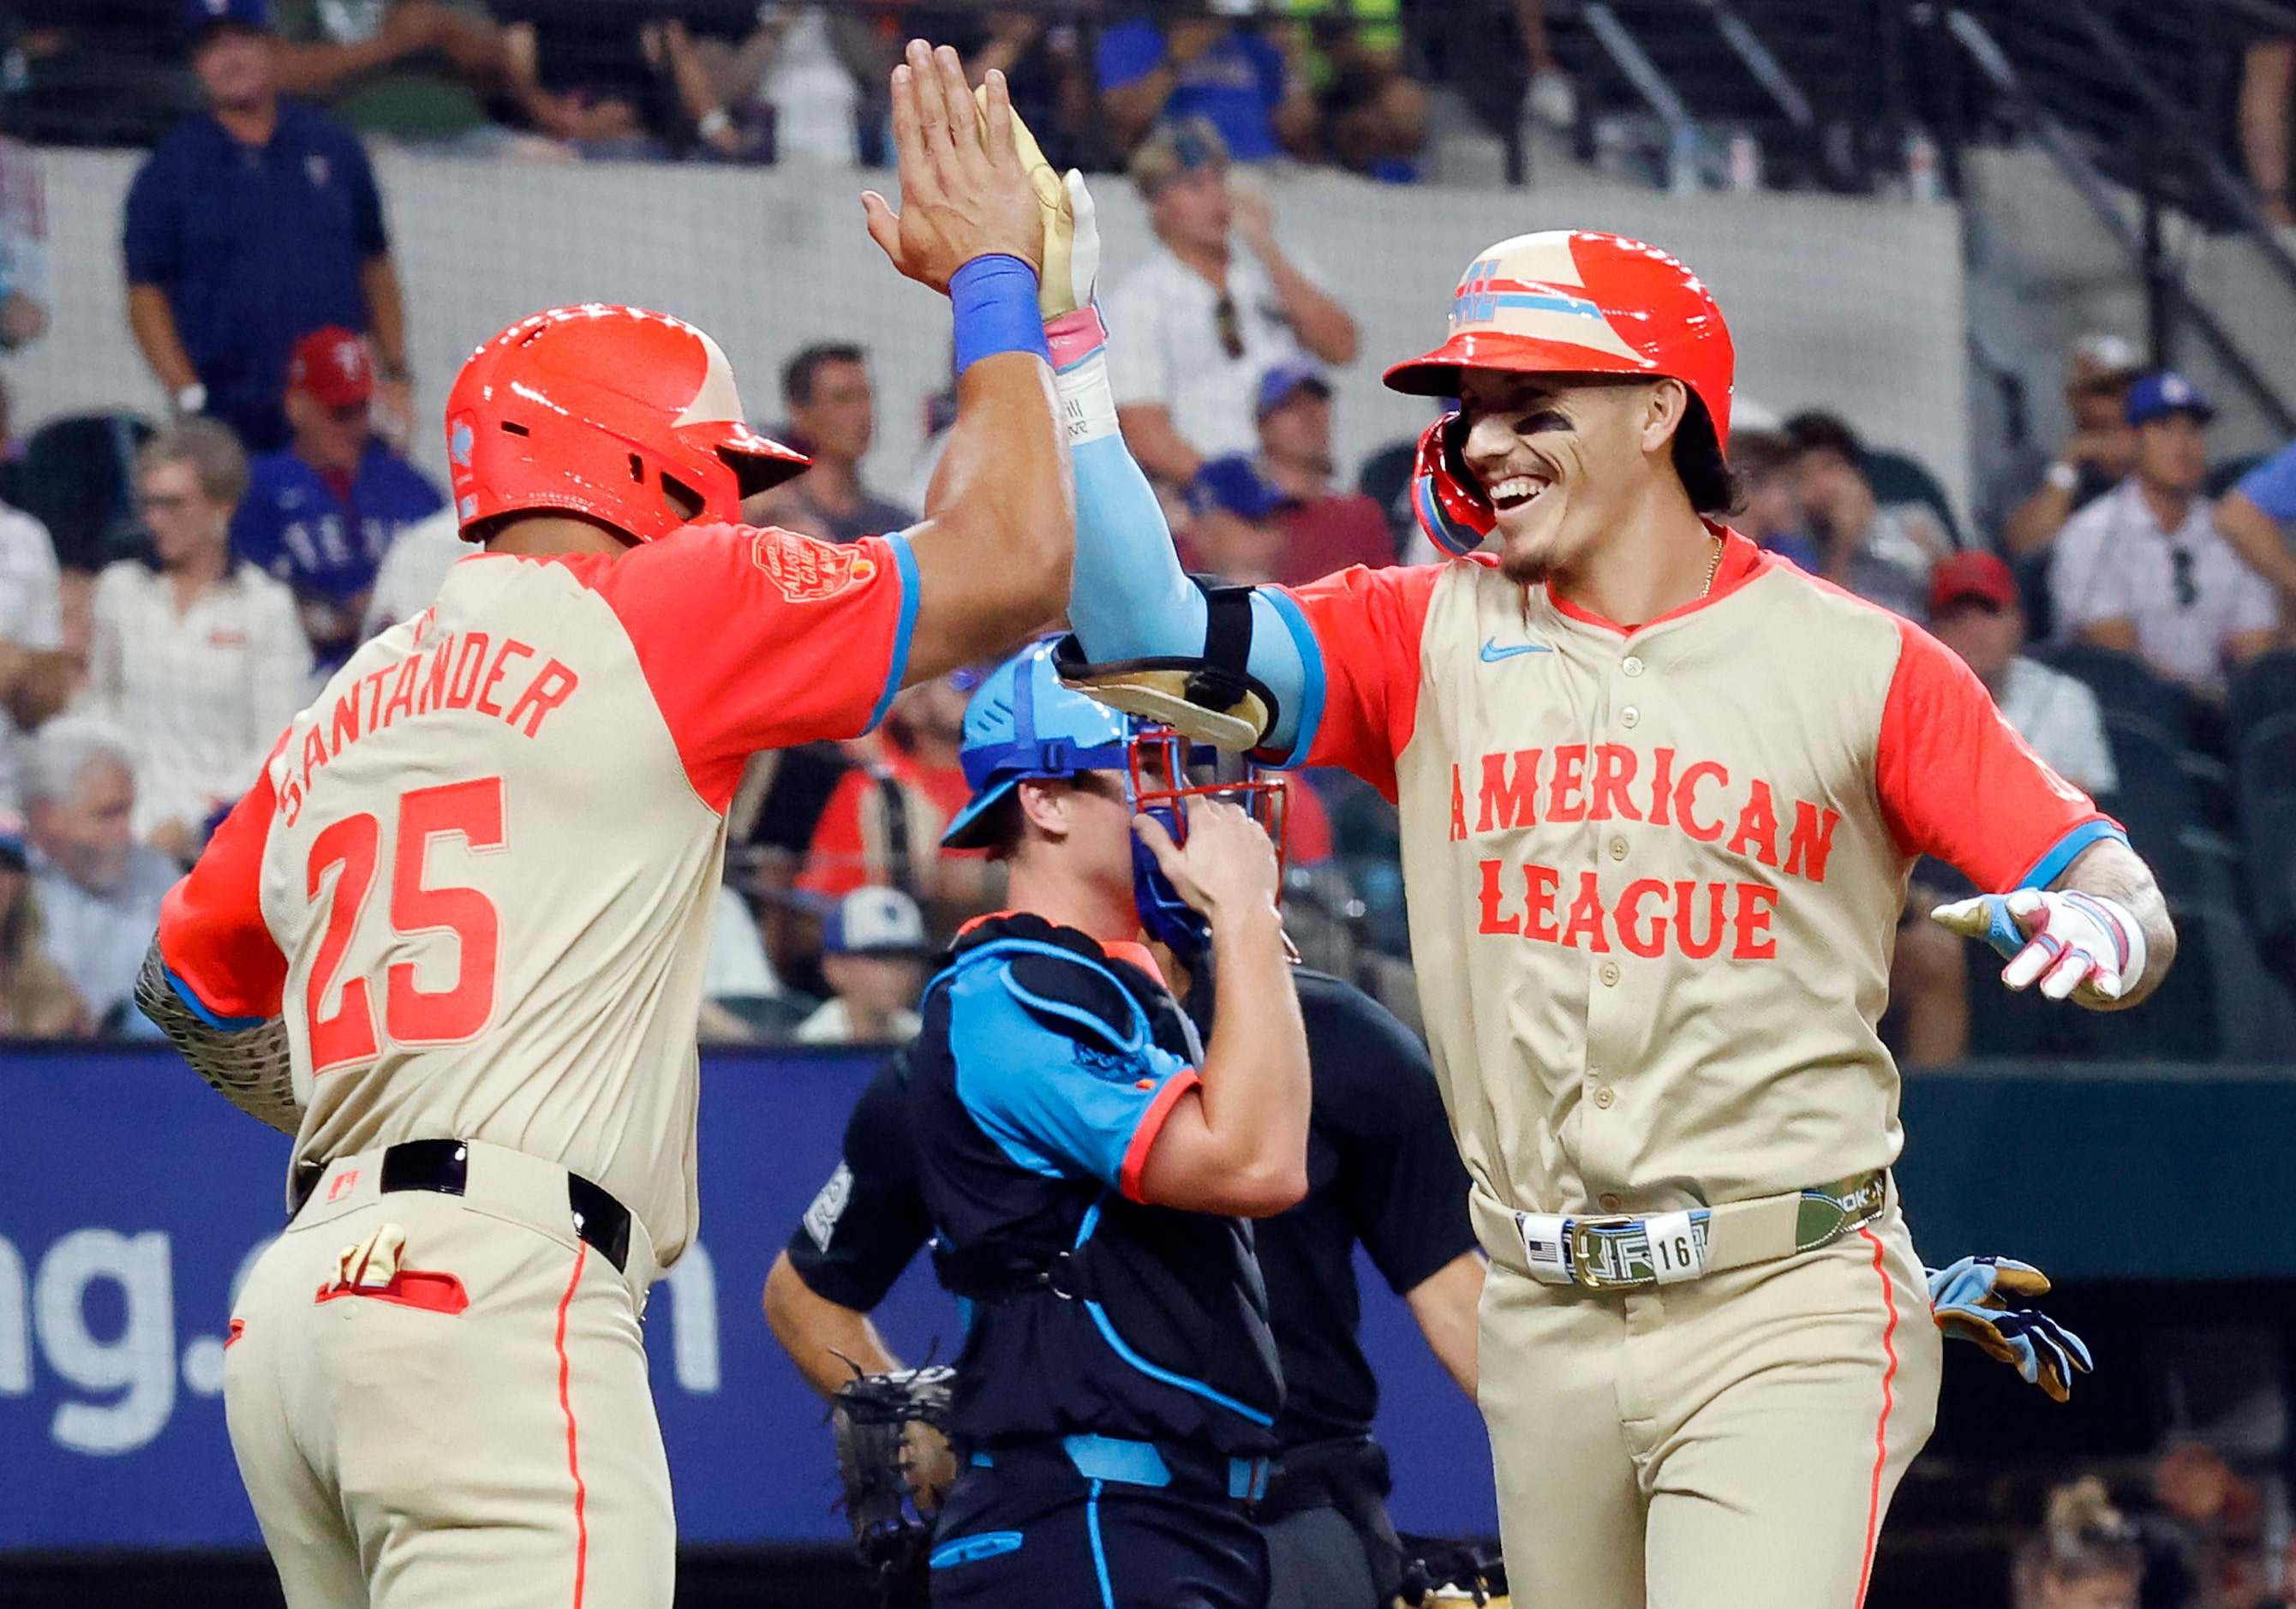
1874, 619, 2124, 892
1265, 561, 1444, 801
157, 757, 287, 1025
590, 524, 917, 811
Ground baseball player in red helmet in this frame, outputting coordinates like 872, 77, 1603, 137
1043, 216, 2173, 1606
138, 45, 1069, 1609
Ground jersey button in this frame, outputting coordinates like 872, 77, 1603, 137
1609, 837, 1629, 861
1599, 1193, 1623, 1212
1621, 706, 1640, 727
1622, 655, 1645, 677
1599, 960, 1622, 986
1593, 1086, 1616, 1110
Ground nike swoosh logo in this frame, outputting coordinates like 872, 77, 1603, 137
1480, 638, 1555, 662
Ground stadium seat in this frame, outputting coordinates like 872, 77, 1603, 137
2036, 640, 2196, 738
2236, 711, 2296, 996
2095, 712, 2199, 900
1866, 450, 1964, 548
2229, 649, 2296, 752
12, 411, 156, 571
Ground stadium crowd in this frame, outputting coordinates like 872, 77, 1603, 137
0, 0, 2281, 1069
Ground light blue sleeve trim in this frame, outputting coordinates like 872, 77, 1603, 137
864, 529, 921, 734
947, 954, 1190, 1191
2015, 818, 2128, 892
1253, 587, 1324, 763
163, 964, 268, 1032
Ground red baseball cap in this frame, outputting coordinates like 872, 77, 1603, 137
288, 327, 375, 410
1928, 551, 2018, 614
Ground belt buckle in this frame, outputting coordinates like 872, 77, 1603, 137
1568, 1215, 1651, 1291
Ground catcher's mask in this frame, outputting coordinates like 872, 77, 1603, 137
1127, 727, 1288, 963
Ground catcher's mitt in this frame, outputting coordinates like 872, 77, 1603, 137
833, 1365, 956, 1609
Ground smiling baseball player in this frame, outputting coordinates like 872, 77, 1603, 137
1043, 224, 2173, 1608
136, 45, 1069, 1609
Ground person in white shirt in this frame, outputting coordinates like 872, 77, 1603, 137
357, 504, 466, 640
23, 715, 177, 1034
2049, 372, 2281, 697
794, 885, 929, 1046
0, 486, 72, 814
1892, 553, 2120, 1068
1103, 117, 1358, 487
82, 419, 311, 858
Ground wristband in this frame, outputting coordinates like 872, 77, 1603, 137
950, 254, 1050, 376
1048, 308, 1118, 447
1046, 306, 1109, 371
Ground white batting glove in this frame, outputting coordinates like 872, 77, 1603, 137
1931, 888, 2147, 1004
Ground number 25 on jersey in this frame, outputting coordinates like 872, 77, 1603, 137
306, 777, 506, 1072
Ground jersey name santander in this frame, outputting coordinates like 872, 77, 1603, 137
161, 525, 917, 1265
1277, 533, 2116, 1219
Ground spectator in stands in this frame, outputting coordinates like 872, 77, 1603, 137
1890, 554, 2118, 1068
1097, 13, 1316, 166
1249, 365, 1395, 582
23, 715, 176, 1035
697, 881, 804, 1045
751, 344, 915, 545
2243, 31, 2294, 233
232, 326, 445, 673
1281, 1, 1426, 180
0, 822, 86, 1038
0, 445, 74, 816
795, 886, 930, 1046
0, 138, 48, 353
1786, 410, 1952, 620
1725, 428, 1821, 571
1105, 119, 1359, 487
1997, 332, 2142, 557
0, 1, 208, 148
799, 674, 988, 924
360, 505, 465, 640
2051, 373, 2280, 697
2215, 434, 2296, 631
124, 0, 416, 455
85, 422, 309, 860
2011, 1477, 2142, 1609
1179, 457, 1289, 585
264, 0, 508, 149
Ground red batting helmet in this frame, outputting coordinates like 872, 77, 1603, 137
445, 304, 810, 544
1384, 230, 1736, 446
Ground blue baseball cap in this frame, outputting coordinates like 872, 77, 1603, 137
1189, 455, 1293, 523
1256, 364, 1331, 418
2126, 370, 2215, 428
941, 642, 1132, 850
184, 0, 270, 37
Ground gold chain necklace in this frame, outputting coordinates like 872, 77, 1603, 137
1700, 535, 1724, 598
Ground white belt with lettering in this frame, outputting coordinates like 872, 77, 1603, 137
1484, 1170, 1889, 1293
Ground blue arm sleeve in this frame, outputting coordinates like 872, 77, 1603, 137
947, 954, 1196, 1193
1067, 432, 1315, 754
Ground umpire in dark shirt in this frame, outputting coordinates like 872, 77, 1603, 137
124, 0, 414, 454
767, 663, 1485, 1608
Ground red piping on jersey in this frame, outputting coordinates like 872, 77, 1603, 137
556, 1244, 590, 1609
1120, 1068, 1202, 1202
1854, 1225, 1900, 1609
1542, 525, 1768, 637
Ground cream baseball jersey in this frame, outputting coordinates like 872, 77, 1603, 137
1268, 529, 2120, 1217
156, 523, 919, 1265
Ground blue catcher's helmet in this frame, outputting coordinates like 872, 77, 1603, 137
942, 643, 1287, 962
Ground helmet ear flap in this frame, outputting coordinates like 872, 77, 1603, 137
1412, 412, 1497, 558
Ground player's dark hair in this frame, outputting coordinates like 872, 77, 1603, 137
1671, 395, 1736, 517
782, 343, 869, 408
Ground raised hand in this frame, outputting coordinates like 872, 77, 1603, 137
863, 41, 1043, 294
1133, 796, 1283, 929
974, 89, 1097, 320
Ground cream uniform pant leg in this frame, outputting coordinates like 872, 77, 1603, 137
224, 1166, 675, 1609
1480, 1211, 1942, 1609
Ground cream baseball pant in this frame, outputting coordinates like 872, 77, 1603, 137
1474, 1199, 1942, 1609
224, 1141, 673, 1609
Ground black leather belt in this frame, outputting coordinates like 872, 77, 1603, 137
290, 1139, 633, 1274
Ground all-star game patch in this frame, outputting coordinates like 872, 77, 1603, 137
752, 527, 877, 603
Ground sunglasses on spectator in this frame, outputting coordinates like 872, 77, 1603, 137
2172, 547, 2197, 608
1214, 294, 1243, 362
140, 492, 199, 514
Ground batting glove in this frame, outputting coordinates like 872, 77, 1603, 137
978, 90, 1097, 320
1927, 1254, 2094, 1403
1930, 887, 2147, 1005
